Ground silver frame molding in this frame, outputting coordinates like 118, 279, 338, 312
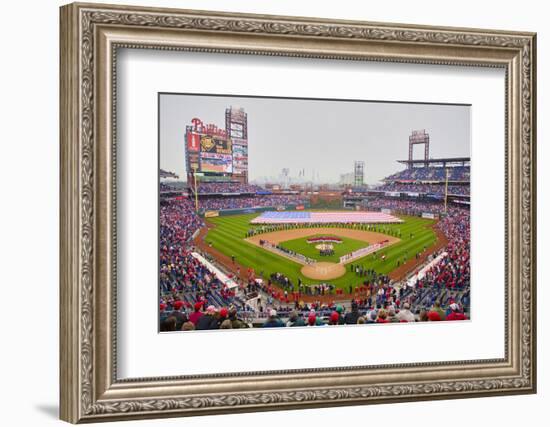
60, 2, 536, 423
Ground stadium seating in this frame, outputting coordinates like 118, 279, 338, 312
192, 182, 262, 194
384, 165, 470, 182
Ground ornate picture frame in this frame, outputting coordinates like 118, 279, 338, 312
60, 2, 536, 423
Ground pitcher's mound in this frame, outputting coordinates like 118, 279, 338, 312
301, 262, 346, 280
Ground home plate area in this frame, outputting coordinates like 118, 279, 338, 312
300, 262, 347, 280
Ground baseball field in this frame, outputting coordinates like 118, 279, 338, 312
204, 213, 438, 289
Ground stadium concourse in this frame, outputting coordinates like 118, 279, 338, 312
159, 160, 470, 331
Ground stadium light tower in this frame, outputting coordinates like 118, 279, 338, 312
408, 130, 430, 169
354, 161, 365, 187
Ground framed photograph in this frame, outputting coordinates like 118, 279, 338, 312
60, 2, 537, 423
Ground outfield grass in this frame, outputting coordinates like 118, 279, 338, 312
279, 234, 368, 263
205, 213, 436, 289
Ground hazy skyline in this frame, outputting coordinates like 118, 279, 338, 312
160, 94, 470, 185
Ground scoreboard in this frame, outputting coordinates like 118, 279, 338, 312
185, 107, 248, 182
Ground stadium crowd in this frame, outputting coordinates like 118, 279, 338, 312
159, 198, 250, 321
193, 181, 262, 194
364, 198, 449, 215
197, 194, 308, 212
160, 198, 203, 246
384, 165, 470, 182
376, 182, 470, 196
416, 207, 470, 291
160, 296, 468, 330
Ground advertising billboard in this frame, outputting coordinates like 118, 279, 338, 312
187, 132, 200, 152
200, 152, 233, 173
188, 152, 200, 171
232, 143, 247, 157
200, 135, 232, 155
232, 137, 248, 146
232, 142, 248, 174
385, 191, 400, 197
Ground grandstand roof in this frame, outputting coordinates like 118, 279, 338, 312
160, 169, 179, 179
397, 157, 470, 166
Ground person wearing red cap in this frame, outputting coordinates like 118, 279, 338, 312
329, 311, 339, 325
188, 302, 204, 326
173, 300, 184, 311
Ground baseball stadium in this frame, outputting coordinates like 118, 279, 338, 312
159, 106, 470, 331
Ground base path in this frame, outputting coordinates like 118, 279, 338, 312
300, 262, 347, 280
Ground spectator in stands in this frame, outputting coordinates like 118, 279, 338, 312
182, 321, 195, 331
307, 312, 317, 326
220, 319, 233, 329
419, 309, 429, 322
196, 305, 219, 330
386, 306, 398, 322
160, 316, 177, 332
336, 305, 346, 325
427, 311, 442, 321
329, 311, 340, 325
344, 302, 360, 325
446, 303, 467, 321
376, 309, 390, 323
229, 307, 249, 329
263, 309, 285, 328
169, 308, 188, 330
286, 311, 306, 327
396, 302, 415, 322
189, 302, 204, 325
430, 301, 446, 321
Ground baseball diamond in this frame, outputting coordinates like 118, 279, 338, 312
206, 213, 433, 287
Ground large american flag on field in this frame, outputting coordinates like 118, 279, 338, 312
250, 211, 403, 224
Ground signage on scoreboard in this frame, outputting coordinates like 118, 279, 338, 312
200, 135, 232, 155
200, 152, 233, 173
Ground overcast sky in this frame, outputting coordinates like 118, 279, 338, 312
160, 93, 470, 185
